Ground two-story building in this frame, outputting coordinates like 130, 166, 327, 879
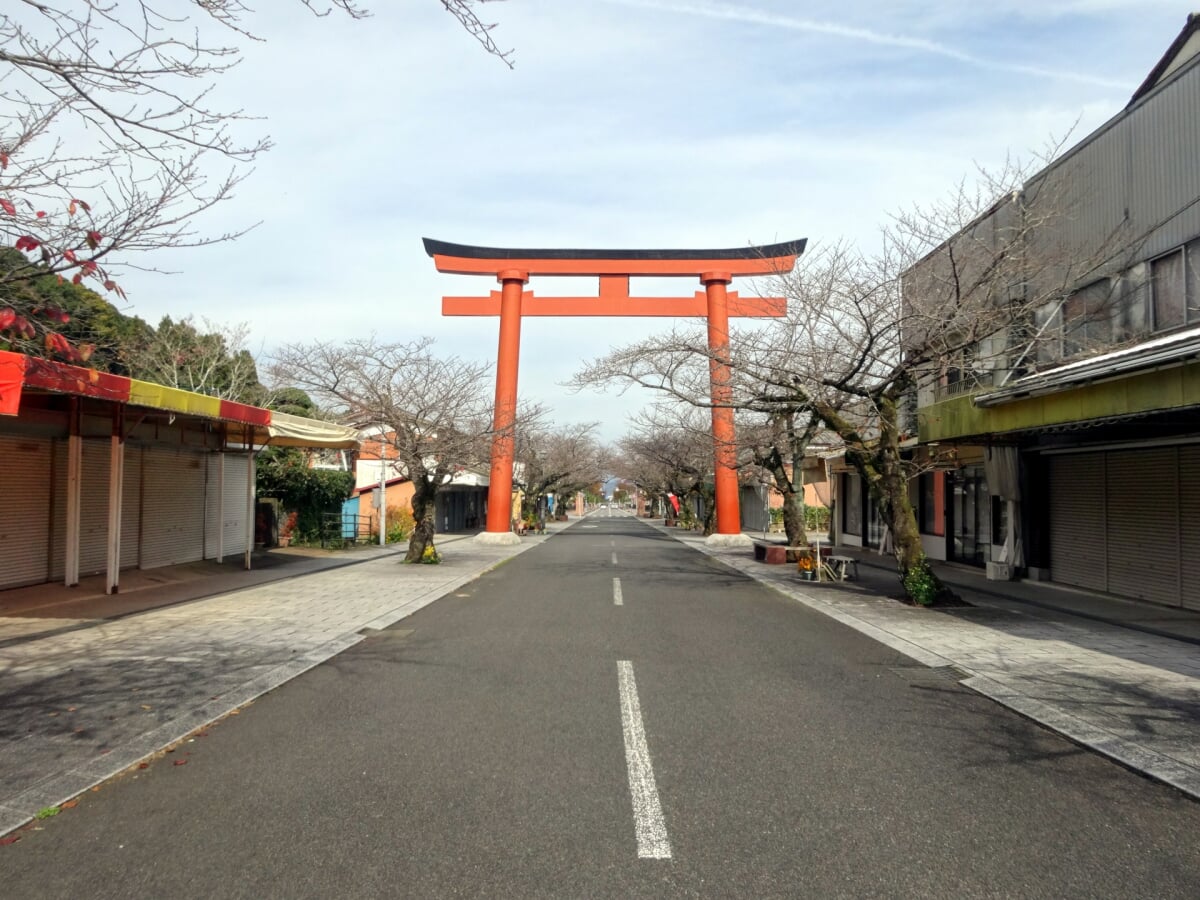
911, 13, 1200, 610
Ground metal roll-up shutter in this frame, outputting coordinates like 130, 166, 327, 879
1049, 454, 1107, 592
1105, 448, 1181, 606
223, 454, 250, 554
0, 435, 53, 588
49, 439, 68, 581
140, 446, 207, 569
52, 439, 124, 579
77, 439, 114, 577
120, 445, 142, 570
204, 454, 249, 559
1178, 447, 1200, 611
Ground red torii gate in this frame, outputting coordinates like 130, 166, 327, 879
423, 238, 806, 544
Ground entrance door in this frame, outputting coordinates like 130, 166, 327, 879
949, 466, 989, 566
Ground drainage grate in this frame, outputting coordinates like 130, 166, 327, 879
889, 664, 972, 686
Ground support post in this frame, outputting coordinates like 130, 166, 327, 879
216, 452, 225, 563
703, 272, 741, 536
484, 270, 528, 539
245, 449, 256, 571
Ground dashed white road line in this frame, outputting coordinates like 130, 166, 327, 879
613, 577, 623, 606
617, 661, 672, 860
612, 552, 619, 566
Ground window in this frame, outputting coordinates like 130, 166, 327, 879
1034, 301, 1062, 365
843, 473, 862, 537
1063, 280, 1113, 357
919, 471, 944, 536
1152, 249, 1185, 330
1151, 238, 1200, 333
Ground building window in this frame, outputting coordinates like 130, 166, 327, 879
919, 471, 944, 536
1152, 248, 1186, 331
1151, 238, 1200, 333
1034, 301, 1062, 365
843, 473, 862, 537
1062, 280, 1113, 357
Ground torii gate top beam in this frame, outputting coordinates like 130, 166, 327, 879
423, 237, 807, 318
423, 238, 806, 278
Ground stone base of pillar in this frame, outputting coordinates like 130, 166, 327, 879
705, 532, 754, 548
475, 531, 522, 546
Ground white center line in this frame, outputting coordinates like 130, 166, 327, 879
612, 552, 619, 566
613, 577, 623, 606
617, 661, 672, 860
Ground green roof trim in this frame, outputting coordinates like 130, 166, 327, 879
919, 359, 1200, 442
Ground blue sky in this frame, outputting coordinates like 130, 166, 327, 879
114, 0, 1192, 439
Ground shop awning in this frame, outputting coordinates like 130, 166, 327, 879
253, 411, 360, 450
0, 350, 359, 450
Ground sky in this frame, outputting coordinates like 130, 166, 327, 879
109, 0, 1193, 441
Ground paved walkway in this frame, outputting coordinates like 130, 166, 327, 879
3, 513, 1198, 837
676, 527, 1200, 802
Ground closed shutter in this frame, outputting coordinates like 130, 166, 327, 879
49, 439, 68, 581
1049, 454, 1107, 592
0, 435, 53, 588
76, 439, 113, 576
140, 446, 207, 568
204, 454, 249, 559
50, 439, 111, 579
120, 445, 142, 570
1179, 447, 1200, 611
1105, 448, 1181, 606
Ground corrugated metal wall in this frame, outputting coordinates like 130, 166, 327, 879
140, 446, 207, 569
0, 435, 53, 589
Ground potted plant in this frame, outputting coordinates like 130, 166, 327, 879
278, 511, 299, 547
796, 553, 816, 580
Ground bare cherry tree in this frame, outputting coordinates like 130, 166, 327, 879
0, 1, 511, 350
571, 324, 824, 547
617, 403, 720, 534
270, 336, 493, 563
514, 421, 607, 522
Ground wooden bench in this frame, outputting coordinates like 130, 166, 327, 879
826, 555, 858, 581
752, 541, 788, 564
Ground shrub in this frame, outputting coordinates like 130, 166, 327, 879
902, 555, 938, 606
385, 505, 416, 544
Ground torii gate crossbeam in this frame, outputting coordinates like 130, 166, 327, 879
424, 238, 806, 544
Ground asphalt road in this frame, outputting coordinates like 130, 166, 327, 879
4, 515, 1200, 898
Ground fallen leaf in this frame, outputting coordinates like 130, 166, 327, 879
47, 712, 58, 718
137, 763, 149, 770
173, 759, 188, 767
61, 799, 78, 809
228, 710, 239, 716
67, 706, 77, 712
91, 786, 102, 792
140, 705, 152, 711
0, 836, 20, 846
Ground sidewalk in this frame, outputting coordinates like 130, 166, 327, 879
0, 527, 560, 837
674, 526, 1200, 801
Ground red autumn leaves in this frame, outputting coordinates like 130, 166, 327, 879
2, 174, 117, 361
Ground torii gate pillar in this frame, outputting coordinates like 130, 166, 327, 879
487, 270, 528, 533
424, 238, 806, 546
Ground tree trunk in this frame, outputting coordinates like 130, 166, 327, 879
405, 479, 438, 563
873, 393, 951, 604
780, 487, 809, 547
